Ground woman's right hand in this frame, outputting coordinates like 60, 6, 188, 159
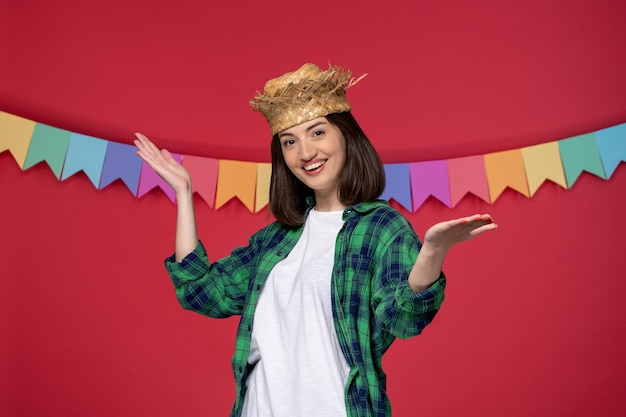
134, 132, 199, 260
133, 132, 191, 194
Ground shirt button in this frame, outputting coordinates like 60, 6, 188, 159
256, 284, 260, 291
239, 366, 243, 373
277, 251, 282, 256
247, 324, 252, 331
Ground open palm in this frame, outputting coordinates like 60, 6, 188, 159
424, 214, 498, 252
133, 132, 191, 194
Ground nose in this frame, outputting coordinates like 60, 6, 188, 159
299, 140, 316, 161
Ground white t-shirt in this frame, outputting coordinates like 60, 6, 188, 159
241, 209, 350, 417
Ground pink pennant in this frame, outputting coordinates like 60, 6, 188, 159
447, 155, 490, 206
409, 160, 451, 211
182, 155, 219, 208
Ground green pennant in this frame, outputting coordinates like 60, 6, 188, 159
558, 133, 606, 187
24, 123, 71, 179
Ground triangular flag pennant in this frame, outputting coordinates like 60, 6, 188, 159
380, 164, 412, 211
99, 142, 143, 196
61, 133, 108, 188
484, 149, 530, 202
409, 160, 451, 211
594, 123, 626, 178
0, 111, 36, 168
136, 153, 182, 203
215, 160, 257, 211
182, 155, 219, 208
255, 163, 272, 212
24, 123, 71, 179
558, 133, 606, 187
521, 141, 567, 196
447, 155, 490, 206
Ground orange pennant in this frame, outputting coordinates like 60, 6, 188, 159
484, 149, 530, 202
215, 160, 258, 211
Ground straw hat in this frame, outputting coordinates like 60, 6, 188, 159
250, 63, 366, 136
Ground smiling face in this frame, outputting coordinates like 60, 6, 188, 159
277, 116, 347, 210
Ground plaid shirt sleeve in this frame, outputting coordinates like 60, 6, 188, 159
164, 224, 278, 318
369, 210, 446, 340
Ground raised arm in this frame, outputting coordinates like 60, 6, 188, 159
133, 133, 198, 262
408, 214, 498, 292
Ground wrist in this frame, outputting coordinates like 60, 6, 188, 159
175, 185, 193, 197
419, 241, 449, 259
175, 187, 194, 205
408, 242, 448, 293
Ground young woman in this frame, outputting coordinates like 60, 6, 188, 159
134, 63, 497, 417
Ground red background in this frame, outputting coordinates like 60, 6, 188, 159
2, 1, 626, 416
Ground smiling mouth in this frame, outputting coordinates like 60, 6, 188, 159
303, 160, 326, 171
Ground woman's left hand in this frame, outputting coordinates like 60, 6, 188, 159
423, 214, 498, 253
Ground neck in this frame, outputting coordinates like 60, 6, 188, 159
313, 191, 346, 212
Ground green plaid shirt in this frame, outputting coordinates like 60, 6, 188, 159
165, 199, 445, 417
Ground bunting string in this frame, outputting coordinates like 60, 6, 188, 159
1, 110, 625, 212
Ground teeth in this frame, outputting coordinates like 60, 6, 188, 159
304, 161, 325, 171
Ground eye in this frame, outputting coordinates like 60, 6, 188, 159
282, 138, 296, 148
312, 130, 325, 138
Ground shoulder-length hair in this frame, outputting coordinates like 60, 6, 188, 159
269, 112, 385, 227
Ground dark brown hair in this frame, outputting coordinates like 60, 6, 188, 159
269, 112, 385, 227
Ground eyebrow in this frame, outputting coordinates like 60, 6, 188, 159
278, 121, 328, 139
305, 121, 327, 132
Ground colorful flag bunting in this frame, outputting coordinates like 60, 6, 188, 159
1, 111, 624, 213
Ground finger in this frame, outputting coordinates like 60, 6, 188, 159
459, 214, 482, 225
133, 139, 152, 161
134, 132, 153, 145
134, 143, 158, 165
134, 138, 168, 170
137, 141, 175, 172
134, 132, 163, 159
463, 214, 494, 225
134, 132, 152, 151
470, 222, 498, 237
133, 134, 148, 152
134, 132, 146, 142
134, 137, 155, 160
161, 148, 174, 161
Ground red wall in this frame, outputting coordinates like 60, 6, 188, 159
2, 1, 626, 416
